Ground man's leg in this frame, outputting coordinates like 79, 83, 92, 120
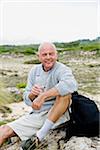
48, 94, 71, 122
37, 94, 71, 141
0, 125, 16, 146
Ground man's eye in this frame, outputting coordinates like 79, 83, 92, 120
49, 53, 54, 56
42, 53, 54, 56
42, 54, 47, 56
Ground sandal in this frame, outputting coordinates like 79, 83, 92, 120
20, 135, 40, 150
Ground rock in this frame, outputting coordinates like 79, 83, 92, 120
64, 137, 92, 150
7, 87, 20, 94
1, 131, 100, 150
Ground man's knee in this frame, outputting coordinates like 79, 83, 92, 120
0, 125, 15, 139
48, 94, 71, 122
56, 94, 71, 105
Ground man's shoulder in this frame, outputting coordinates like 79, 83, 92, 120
29, 64, 42, 74
31, 64, 42, 70
56, 62, 71, 71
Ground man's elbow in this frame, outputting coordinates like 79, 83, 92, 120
23, 93, 32, 106
72, 81, 78, 92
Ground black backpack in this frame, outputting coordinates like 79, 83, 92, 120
65, 92, 100, 139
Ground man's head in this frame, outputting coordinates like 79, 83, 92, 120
37, 42, 58, 72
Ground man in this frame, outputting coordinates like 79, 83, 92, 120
0, 42, 78, 149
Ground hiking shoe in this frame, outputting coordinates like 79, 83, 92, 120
20, 135, 40, 150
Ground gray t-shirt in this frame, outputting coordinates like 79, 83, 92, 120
23, 62, 78, 112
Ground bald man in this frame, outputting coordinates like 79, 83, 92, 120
0, 42, 78, 149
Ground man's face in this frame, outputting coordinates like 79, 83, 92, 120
38, 44, 58, 71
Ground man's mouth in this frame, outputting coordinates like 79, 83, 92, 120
45, 61, 52, 64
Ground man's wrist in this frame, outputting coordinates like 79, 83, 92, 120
28, 93, 36, 101
39, 92, 46, 102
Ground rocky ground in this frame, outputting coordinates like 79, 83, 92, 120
0, 52, 100, 150
0, 101, 100, 150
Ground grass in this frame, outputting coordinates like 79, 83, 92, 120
16, 82, 26, 88
0, 83, 14, 106
0, 119, 15, 125
0, 106, 12, 114
0, 37, 99, 55
24, 58, 40, 64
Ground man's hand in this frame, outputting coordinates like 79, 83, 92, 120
28, 84, 43, 101
31, 84, 43, 96
31, 87, 59, 110
32, 93, 45, 110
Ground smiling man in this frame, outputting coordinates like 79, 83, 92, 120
0, 42, 78, 149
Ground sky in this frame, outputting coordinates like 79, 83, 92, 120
0, 0, 100, 45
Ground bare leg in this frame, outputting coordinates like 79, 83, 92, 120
0, 125, 16, 146
37, 94, 71, 141
48, 94, 71, 123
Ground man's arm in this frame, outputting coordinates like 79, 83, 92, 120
32, 67, 78, 110
28, 84, 43, 101
32, 87, 59, 110
23, 67, 36, 106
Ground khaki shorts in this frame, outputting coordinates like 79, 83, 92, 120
7, 110, 70, 141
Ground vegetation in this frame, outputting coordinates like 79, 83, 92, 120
0, 83, 14, 106
0, 82, 14, 114
0, 44, 38, 54
54, 37, 100, 52
24, 58, 40, 64
16, 82, 26, 89
0, 37, 100, 55
0, 119, 15, 125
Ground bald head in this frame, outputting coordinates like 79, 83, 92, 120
38, 42, 57, 54
37, 42, 58, 71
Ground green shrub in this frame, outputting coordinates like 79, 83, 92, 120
0, 119, 15, 125
24, 59, 40, 64
16, 82, 26, 88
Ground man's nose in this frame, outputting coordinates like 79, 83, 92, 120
46, 54, 50, 59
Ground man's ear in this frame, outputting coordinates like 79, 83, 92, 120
56, 53, 58, 61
